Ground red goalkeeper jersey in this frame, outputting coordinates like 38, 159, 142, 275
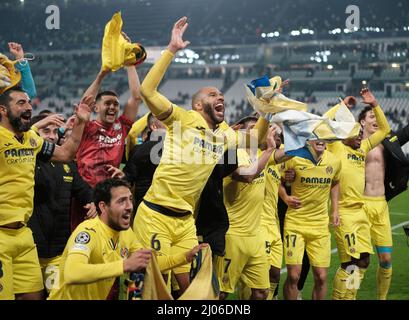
76, 115, 132, 187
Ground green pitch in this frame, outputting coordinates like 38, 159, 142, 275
229, 190, 409, 300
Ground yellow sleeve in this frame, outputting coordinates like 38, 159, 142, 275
129, 233, 187, 273
156, 253, 188, 273
323, 104, 341, 119
364, 105, 390, 152
30, 130, 44, 155
325, 140, 343, 155
140, 50, 174, 118
237, 148, 251, 168
267, 149, 277, 166
64, 253, 123, 284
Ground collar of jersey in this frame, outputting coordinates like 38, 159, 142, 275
97, 216, 120, 241
0, 125, 32, 143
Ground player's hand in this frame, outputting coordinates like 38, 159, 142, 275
64, 114, 77, 131
84, 202, 97, 220
8, 42, 24, 60
360, 87, 378, 108
285, 195, 301, 209
266, 126, 277, 150
343, 96, 357, 109
124, 249, 152, 272
185, 243, 208, 263
277, 79, 289, 94
167, 16, 190, 54
33, 114, 66, 130
106, 165, 125, 179
283, 169, 296, 184
332, 211, 340, 227
75, 95, 93, 122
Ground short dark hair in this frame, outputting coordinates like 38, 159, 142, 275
94, 178, 131, 214
39, 109, 54, 116
234, 115, 259, 128
191, 90, 204, 108
0, 87, 26, 121
358, 106, 373, 123
95, 90, 118, 103
0, 86, 26, 109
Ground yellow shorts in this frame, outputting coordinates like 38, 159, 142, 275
133, 202, 198, 274
363, 196, 393, 248
0, 226, 44, 299
260, 223, 283, 269
334, 207, 374, 263
216, 233, 269, 293
283, 224, 331, 268
39, 256, 62, 293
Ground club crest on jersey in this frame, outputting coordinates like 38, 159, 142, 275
63, 164, 71, 173
75, 231, 91, 244
349, 248, 356, 254
29, 138, 37, 148
113, 123, 121, 131
326, 166, 333, 175
120, 247, 129, 258
0, 283, 3, 293
287, 250, 293, 257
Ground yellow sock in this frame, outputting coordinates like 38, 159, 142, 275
332, 267, 350, 300
345, 267, 366, 300
267, 282, 278, 300
377, 266, 392, 300
237, 279, 252, 300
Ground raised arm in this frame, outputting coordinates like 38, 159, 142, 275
121, 36, 142, 121
81, 67, 110, 105
140, 17, 190, 120
9, 42, 37, 99
323, 96, 356, 119
360, 88, 390, 149
232, 127, 276, 183
51, 96, 93, 162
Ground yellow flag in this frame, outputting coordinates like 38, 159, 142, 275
0, 53, 21, 94
101, 12, 147, 72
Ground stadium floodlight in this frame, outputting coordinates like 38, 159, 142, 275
327, 65, 334, 70
391, 63, 400, 68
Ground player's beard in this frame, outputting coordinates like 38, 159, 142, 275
8, 110, 32, 132
203, 101, 224, 126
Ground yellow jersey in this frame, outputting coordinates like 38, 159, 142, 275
323, 104, 390, 209
48, 217, 141, 300
326, 140, 371, 209
284, 150, 341, 227
0, 126, 44, 225
260, 163, 284, 228
144, 106, 241, 214
224, 149, 276, 236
